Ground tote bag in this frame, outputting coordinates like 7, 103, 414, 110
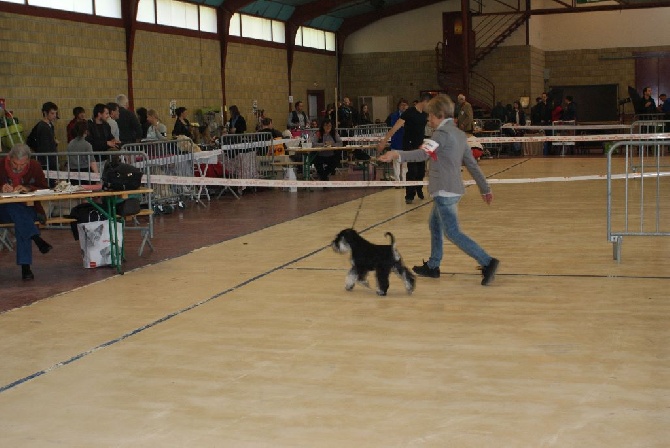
77, 220, 123, 268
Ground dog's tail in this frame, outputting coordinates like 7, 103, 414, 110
385, 232, 402, 262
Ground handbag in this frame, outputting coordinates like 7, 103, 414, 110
77, 219, 123, 268
102, 160, 143, 191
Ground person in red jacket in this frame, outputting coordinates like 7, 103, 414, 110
0, 144, 52, 280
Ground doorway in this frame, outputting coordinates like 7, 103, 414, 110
307, 90, 325, 123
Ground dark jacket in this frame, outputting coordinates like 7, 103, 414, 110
117, 107, 143, 144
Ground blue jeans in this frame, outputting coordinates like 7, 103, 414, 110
0, 203, 39, 265
426, 195, 492, 269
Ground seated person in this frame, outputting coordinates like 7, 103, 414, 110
259, 117, 283, 139
172, 106, 192, 139
227, 105, 247, 134
0, 144, 53, 280
257, 116, 283, 154
313, 119, 342, 181
146, 109, 168, 140
67, 120, 99, 184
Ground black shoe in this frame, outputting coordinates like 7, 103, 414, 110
405, 199, 413, 204
21, 264, 34, 281
481, 258, 499, 285
412, 261, 440, 278
417, 191, 424, 200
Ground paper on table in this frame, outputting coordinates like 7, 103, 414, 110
0, 192, 36, 198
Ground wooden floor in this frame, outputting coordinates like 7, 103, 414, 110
1, 157, 669, 447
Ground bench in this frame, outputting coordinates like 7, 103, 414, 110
1, 209, 154, 256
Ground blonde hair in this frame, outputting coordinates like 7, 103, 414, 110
147, 109, 160, 120
425, 95, 455, 119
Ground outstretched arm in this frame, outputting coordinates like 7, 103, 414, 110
376, 118, 405, 153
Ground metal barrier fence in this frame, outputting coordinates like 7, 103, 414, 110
121, 139, 196, 208
606, 140, 670, 262
628, 121, 670, 172
334, 124, 390, 179
203, 132, 276, 198
474, 118, 502, 157
552, 120, 576, 156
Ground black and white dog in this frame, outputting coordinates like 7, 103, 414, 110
331, 228, 416, 296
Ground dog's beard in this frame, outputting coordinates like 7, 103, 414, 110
332, 238, 351, 254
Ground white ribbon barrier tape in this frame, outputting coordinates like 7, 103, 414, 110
46, 170, 670, 189
475, 133, 670, 144
500, 124, 633, 131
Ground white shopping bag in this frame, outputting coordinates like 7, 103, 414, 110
77, 220, 123, 268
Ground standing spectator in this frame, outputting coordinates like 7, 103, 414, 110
67, 120, 98, 183
29, 101, 59, 171
551, 99, 563, 122
538, 92, 553, 156
457, 94, 474, 133
325, 103, 336, 124
115, 94, 142, 145
66, 106, 86, 143
506, 100, 526, 156
0, 144, 52, 280
377, 95, 499, 286
287, 101, 308, 129
359, 103, 372, 125
87, 103, 118, 164
338, 97, 355, 129
639, 87, 656, 115
530, 97, 542, 125
106, 102, 120, 142
561, 95, 577, 121
657, 93, 667, 112
490, 101, 506, 124
377, 93, 431, 204
538, 92, 552, 125
172, 107, 192, 138
227, 105, 247, 134
385, 98, 409, 182
146, 109, 167, 140
136, 107, 149, 139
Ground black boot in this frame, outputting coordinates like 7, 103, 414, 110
21, 264, 34, 280
32, 235, 52, 254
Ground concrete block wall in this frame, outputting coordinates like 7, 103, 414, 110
291, 51, 338, 119
0, 12, 335, 147
475, 46, 533, 108
133, 30, 222, 133
340, 50, 439, 116
224, 42, 288, 130
0, 12, 127, 147
545, 47, 638, 99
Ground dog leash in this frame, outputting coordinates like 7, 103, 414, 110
351, 195, 364, 229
